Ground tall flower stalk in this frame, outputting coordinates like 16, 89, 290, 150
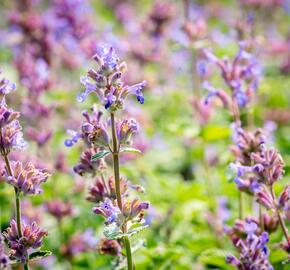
110, 112, 133, 269
0, 72, 50, 269
202, 42, 261, 219
66, 44, 149, 269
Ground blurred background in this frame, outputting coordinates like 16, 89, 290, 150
0, 0, 290, 269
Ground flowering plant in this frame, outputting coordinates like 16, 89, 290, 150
66, 45, 149, 269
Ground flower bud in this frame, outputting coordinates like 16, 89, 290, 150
117, 118, 139, 145
278, 186, 289, 209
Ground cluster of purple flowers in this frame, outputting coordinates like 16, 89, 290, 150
229, 125, 290, 256
4, 161, 49, 195
7, 0, 97, 149
226, 222, 274, 270
3, 220, 48, 263
49, 0, 97, 68
202, 42, 261, 110
78, 44, 146, 108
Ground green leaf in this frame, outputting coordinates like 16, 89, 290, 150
91, 150, 110, 161
103, 224, 122, 240
120, 147, 142, 155
103, 223, 148, 240
29, 250, 52, 261
126, 224, 148, 237
198, 248, 228, 268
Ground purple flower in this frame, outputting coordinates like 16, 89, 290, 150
0, 105, 20, 128
64, 129, 82, 147
0, 234, 10, 269
123, 198, 150, 221
96, 44, 119, 71
127, 81, 147, 104
45, 200, 74, 221
203, 42, 261, 108
65, 107, 110, 148
77, 76, 97, 103
74, 147, 106, 176
61, 230, 97, 257
202, 81, 230, 107
3, 220, 47, 263
0, 74, 16, 98
82, 122, 110, 147
117, 118, 139, 145
78, 45, 146, 109
87, 177, 110, 203
278, 185, 290, 209
26, 128, 52, 147
93, 198, 121, 225
226, 222, 273, 270
4, 161, 50, 195
0, 120, 27, 155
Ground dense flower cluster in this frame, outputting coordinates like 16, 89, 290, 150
78, 44, 146, 108
3, 220, 48, 264
4, 161, 49, 195
0, 75, 26, 155
226, 222, 274, 270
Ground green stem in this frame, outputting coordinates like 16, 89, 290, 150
3, 153, 30, 270
124, 236, 133, 270
110, 113, 122, 211
110, 113, 134, 270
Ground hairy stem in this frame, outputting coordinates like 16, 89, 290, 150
110, 112, 133, 270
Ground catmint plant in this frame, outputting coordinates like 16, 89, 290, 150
203, 42, 261, 116
230, 139, 290, 252
0, 72, 50, 270
66, 44, 149, 269
202, 41, 262, 219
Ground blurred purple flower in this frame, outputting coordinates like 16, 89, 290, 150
226, 222, 273, 270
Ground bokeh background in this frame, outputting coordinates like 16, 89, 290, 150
0, 0, 290, 269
